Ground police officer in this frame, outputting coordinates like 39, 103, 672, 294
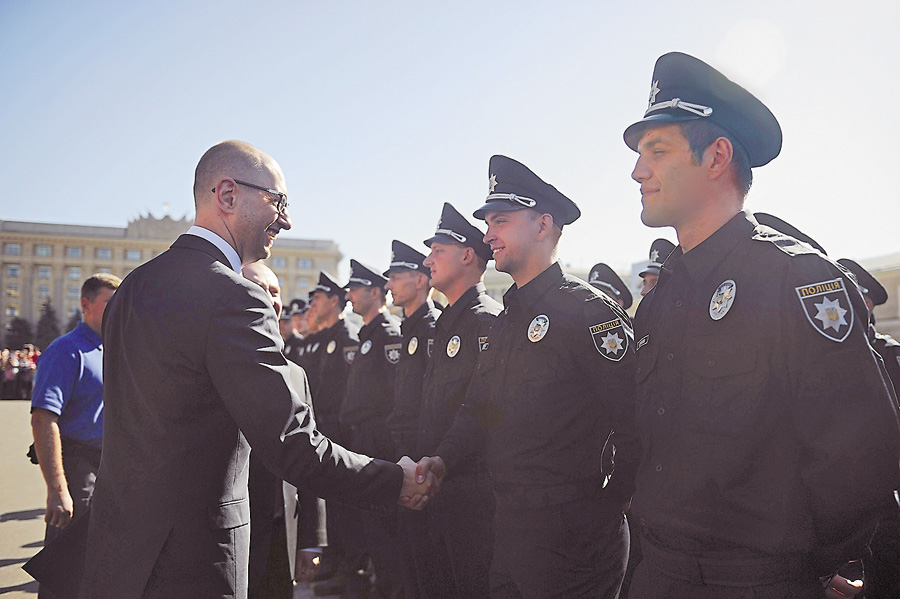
588, 263, 633, 309
384, 241, 442, 460
623, 52, 900, 598
342, 259, 405, 599
419, 156, 639, 599
416, 202, 502, 598
637, 239, 675, 297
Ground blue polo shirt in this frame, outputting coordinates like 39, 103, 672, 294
31, 322, 104, 449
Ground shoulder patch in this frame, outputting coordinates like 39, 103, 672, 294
385, 343, 402, 364
590, 318, 628, 361
795, 278, 853, 342
344, 346, 358, 364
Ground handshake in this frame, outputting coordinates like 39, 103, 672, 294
396, 455, 445, 510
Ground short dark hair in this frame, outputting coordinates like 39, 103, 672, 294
82, 273, 121, 301
678, 120, 753, 198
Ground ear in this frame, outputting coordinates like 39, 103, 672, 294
213, 178, 239, 214
704, 137, 734, 182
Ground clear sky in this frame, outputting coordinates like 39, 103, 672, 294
2, 0, 897, 279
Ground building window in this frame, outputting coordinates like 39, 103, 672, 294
272, 256, 286, 269
96, 248, 113, 260
125, 249, 141, 261
38, 285, 50, 299
37, 265, 52, 279
35, 245, 52, 257
68, 267, 82, 280
298, 277, 310, 292
67, 286, 80, 299
66, 246, 83, 258
97, 267, 112, 274
4, 243, 21, 256
298, 258, 312, 269
6, 306, 18, 317
6, 283, 19, 297
5, 264, 19, 278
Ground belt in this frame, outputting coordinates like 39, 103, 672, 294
493, 479, 603, 510
641, 530, 811, 587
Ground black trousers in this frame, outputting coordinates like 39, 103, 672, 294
490, 496, 629, 599
39, 443, 99, 599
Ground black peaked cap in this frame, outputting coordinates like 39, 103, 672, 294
473, 155, 580, 227
424, 202, 493, 263
624, 52, 782, 168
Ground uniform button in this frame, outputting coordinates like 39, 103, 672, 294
666, 353, 674, 361
675, 300, 683, 308
655, 464, 663, 472
657, 407, 665, 415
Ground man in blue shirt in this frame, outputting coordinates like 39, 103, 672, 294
30, 272, 120, 596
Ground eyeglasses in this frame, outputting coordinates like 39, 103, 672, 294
212, 179, 289, 214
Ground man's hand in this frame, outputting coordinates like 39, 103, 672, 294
824, 575, 864, 599
397, 456, 441, 510
46, 487, 74, 529
294, 549, 321, 583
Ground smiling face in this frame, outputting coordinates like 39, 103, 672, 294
483, 208, 542, 277
631, 124, 709, 230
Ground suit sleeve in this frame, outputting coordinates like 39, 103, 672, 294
205, 283, 402, 509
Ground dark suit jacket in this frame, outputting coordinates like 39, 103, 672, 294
34, 235, 402, 599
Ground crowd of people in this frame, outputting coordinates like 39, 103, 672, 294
22, 50, 900, 599
1, 345, 39, 399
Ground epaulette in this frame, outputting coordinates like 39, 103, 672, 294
752, 225, 821, 258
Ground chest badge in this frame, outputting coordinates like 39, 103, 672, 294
408, 337, 418, 355
326, 340, 336, 354
528, 315, 550, 342
360, 340, 372, 355
795, 278, 853, 342
447, 335, 461, 358
709, 279, 736, 321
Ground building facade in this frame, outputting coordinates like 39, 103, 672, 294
1, 216, 342, 347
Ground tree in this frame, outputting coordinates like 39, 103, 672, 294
35, 301, 62, 350
5, 317, 33, 350
65, 311, 82, 333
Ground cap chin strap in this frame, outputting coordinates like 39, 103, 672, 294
349, 277, 373, 286
390, 261, 420, 270
485, 193, 537, 208
645, 97, 713, 118
435, 228, 467, 243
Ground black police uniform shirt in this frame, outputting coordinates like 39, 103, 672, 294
283, 331, 304, 366
386, 299, 442, 460
308, 319, 359, 443
631, 211, 900, 574
436, 263, 639, 506
340, 309, 403, 459
417, 283, 501, 471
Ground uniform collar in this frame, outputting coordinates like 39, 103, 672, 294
437, 282, 488, 332
675, 211, 756, 283
503, 262, 564, 313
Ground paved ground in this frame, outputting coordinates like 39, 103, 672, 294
0, 400, 44, 597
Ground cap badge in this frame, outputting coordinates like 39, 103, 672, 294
648, 80, 661, 107
528, 315, 550, 343
489, 174, 498, 193
326, 340, 336, 354
709, 280, 736, 321
408, 337, 418, 355
361, 340, 372, 354
447, 335, 461, 358
795, 278, 853, 342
